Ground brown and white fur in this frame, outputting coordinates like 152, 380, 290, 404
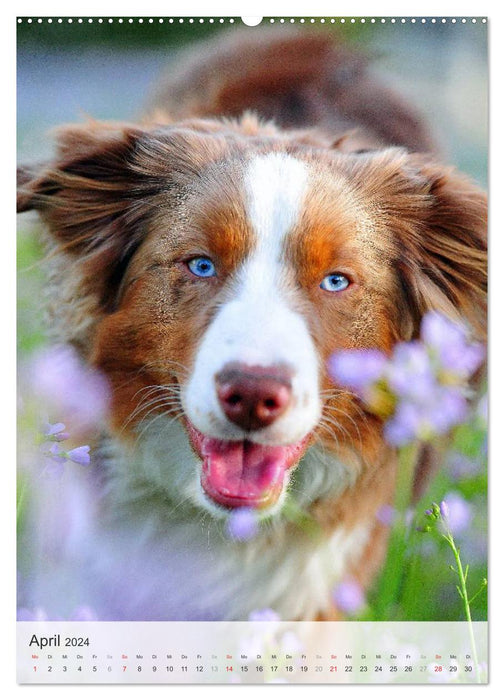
17, 29, 487, 620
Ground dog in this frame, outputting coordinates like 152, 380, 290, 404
17, 29, 487, 620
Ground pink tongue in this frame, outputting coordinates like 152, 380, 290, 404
200, 438, 290, 508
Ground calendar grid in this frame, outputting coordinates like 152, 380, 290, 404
17, 621, 488, 684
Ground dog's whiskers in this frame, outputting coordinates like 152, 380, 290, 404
119, 384, 183, 435
133, 406, 186, 449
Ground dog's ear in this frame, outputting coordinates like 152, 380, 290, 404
17, 121, 177, 354
17, 120, 146, 245
17, 122, 161, 309
353, 150, 487, 340
399, 156, 487, 340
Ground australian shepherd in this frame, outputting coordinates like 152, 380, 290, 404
17, 29, 487, 620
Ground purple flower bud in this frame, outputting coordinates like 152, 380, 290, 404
66, 445, 91, 466
42, 423, 71, 442
439, 500, 449, 520
226, 508, 259, 541
328, 349, 387, 392
332, 579, 365, 615
43, 422, 66, 437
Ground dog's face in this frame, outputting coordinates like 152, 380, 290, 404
18, 119, 487, 515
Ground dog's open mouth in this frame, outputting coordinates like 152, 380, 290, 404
186, 422, 310, 509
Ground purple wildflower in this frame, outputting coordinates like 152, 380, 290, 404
387, 341, 436, 402
66, 445, 91, 466
43, 422, 70, 441
40, 442, 67, 477
328, 311, 485, 447
384, 382, 468, 445
428, 387, 468, 431
328, 349, 387, 392
421, 311, 466, 352
383, 401, 423, 445
29, 345, 110, 430
439, 343, 485, 379
39, 427, 91, 475
44, 422, 65, 435
226, 508, 259, 541
47, 442, 66, 460
421, 312, 484, 378
332, 579, 365, 615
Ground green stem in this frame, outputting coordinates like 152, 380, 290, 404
395, 443, 419, 512
443, 529, 481, 683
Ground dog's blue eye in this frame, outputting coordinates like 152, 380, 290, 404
320, 273, 350, 292
187, 256, 216, 278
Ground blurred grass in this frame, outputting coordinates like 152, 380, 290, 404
365, 418, 487, 622
17, 221, 47, 354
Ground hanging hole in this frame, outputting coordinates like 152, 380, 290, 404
241, 16, 263, 26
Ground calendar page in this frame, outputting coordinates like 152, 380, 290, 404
16, 14, 488, 685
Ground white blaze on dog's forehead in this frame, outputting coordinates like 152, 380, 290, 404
244, 153, 308, 262
184, 153, 320, 445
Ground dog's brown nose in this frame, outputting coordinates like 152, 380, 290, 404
215, 364, 292, 431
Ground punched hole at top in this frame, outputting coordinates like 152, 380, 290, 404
241, 17, 263, 26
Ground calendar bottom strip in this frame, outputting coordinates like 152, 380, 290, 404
17, 620, 488, 684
